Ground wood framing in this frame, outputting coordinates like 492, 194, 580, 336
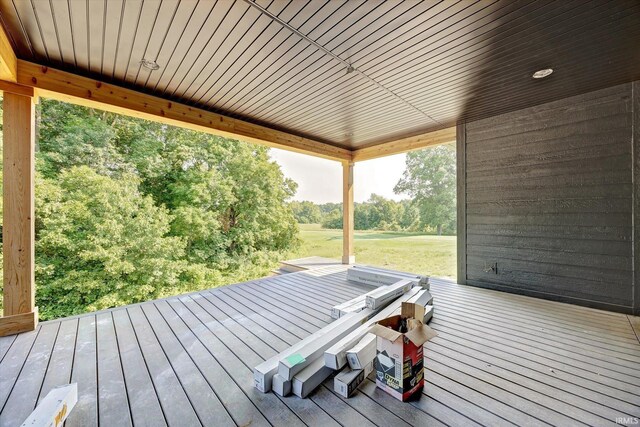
1, 90, 37, 336
0, 24, 16, 82
456, 122, 466, 285
0, 309, 38, 336
16, 60, 352, 162
342, 161, 355, 264
351, 127, 456, 162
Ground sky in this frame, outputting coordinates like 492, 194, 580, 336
269, 148, 409, 203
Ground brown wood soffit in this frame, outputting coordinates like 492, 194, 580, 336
10, 60, 453, 162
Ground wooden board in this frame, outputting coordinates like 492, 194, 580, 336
463, 83, 636, 312
1, 268, 639, 426
342, 161, 355, 264
2, 1, 640, 149
2, 91, 36, 332
15, 61, 352, 162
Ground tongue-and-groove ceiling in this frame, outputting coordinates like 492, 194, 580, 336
0, 0, 639, 151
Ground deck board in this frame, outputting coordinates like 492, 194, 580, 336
96, 312, 132, 427
111, 308, 167, 427
66, 315, 98, 427
1, 266, 639, 426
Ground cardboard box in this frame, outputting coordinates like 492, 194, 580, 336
346, 333, 376, 370
324, 288, 421, 370
369, 303, 437, 401
272, 374, 291, 396
255, 307, 371, 392
292, 357, 333, 398
278, 307, 376, 380
333, 362, 373, 398
365, 280, 413, 310
331, 295, 366, 319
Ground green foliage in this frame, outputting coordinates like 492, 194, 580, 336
35, 167, 191, 319
394, 144, 457, 235
320, 195, 412, 231
0, 98, 299, 319
290, 201, 322, 224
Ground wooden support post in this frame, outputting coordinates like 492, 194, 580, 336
456, 122, 467, 285
0, 86, 37, 336
342, 161, 355, 264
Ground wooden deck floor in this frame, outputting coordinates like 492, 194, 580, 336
1, 265, 639, 427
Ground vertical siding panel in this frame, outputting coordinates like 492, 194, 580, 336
463, 83, 635, 313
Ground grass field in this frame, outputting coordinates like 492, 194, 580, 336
288, 224, 456, 278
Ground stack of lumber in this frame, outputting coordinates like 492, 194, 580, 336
347, 265, 429, 288
253, 267, 435, 399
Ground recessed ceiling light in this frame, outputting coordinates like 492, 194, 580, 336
141, 59, 160, 71
532, 68, 553, 79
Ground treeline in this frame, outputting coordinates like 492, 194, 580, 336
290, 196, 418, 231
290, 144, 456, 235
1, 100, 299, 319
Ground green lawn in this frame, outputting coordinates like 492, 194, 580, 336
288, 224, 456, 278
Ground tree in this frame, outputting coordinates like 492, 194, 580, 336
290, 201, 322, 224
322, 208, 343, 229
35, 167, 190, 319
394, 144, 456, 235
0, 98, 302, 319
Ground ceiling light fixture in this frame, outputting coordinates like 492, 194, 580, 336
346, 65, 355, 74
532, 68, 553, 79
141, 59, 160, 71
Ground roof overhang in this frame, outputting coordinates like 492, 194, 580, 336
12, 59, 455, 162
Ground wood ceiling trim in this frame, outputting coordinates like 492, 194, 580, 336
16, 60, 351, 162
352, 127, 456, 162
0, 22, 16, 82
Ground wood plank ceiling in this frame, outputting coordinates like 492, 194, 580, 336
0, 0, 638, 151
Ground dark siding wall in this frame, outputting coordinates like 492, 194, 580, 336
460, 83, 638, 314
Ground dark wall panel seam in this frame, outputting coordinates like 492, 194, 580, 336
633, 81, 640, 316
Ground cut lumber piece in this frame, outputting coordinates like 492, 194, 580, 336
254, 308, 369, 392
324, 288, 420, 370
331, 295, 366, 319
365, 280, 413, 310
346, 334, 376, 370
334, 362, 374, 398
410, 289, 433, 306
272, 374, 291, 397
291, 357, 334, 399
355, 265, 428, 281
278, 308, 377, 380
348, 265, 429, 289
20, 383, 77, 427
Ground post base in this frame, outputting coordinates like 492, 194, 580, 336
342, 255, 356, 265
0, 307, 38, 336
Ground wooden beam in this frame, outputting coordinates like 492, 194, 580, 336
352, 127, 456, 162
0, 79, 34, 97
1, 91, 37, 336
342, 161, 355, 264
0, 24, 17, 82
456, 122, 467, 285
16, 60, 352, 162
